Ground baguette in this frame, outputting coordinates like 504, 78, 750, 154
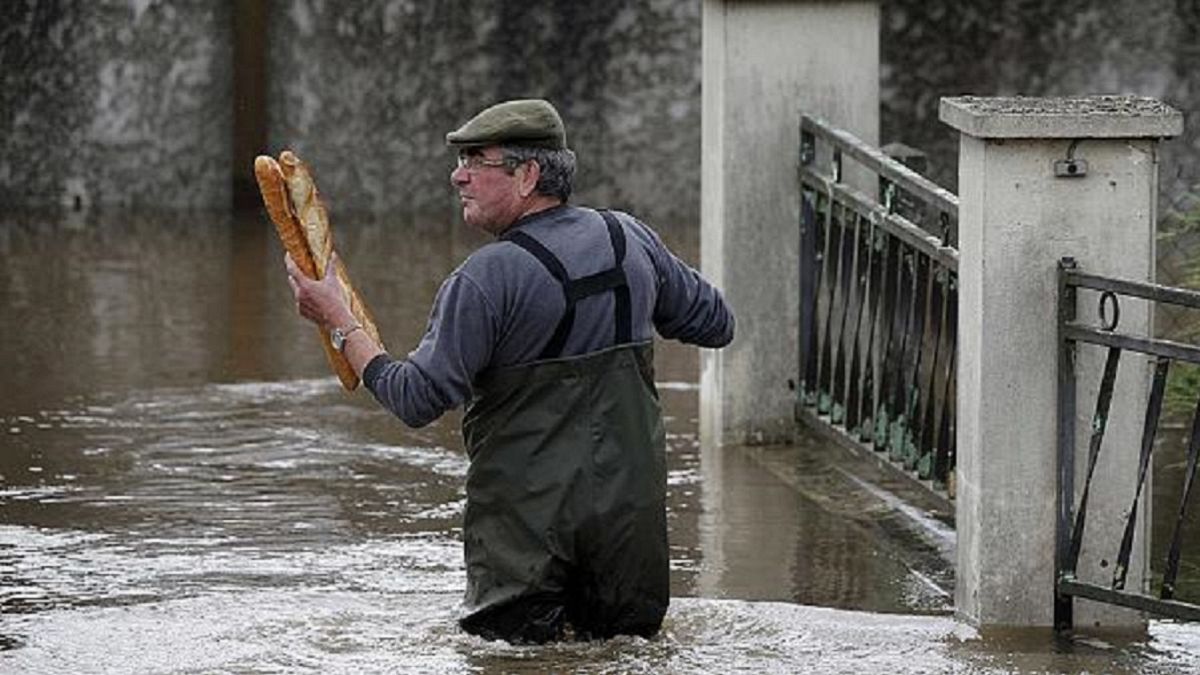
254, 152, 383, 391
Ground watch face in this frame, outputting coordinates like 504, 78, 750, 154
331, 328, 345, 351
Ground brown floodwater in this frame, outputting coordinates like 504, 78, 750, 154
0, 209, 1197, 673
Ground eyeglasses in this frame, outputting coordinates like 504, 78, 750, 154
456, 154, 518, 172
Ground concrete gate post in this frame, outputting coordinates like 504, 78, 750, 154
700, 0, 880, 448
941, 96, 1183, 629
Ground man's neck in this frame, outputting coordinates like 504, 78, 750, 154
492, 196, 564, 236
517, 196, 563, 221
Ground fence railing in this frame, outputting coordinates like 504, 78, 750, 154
796, 115, 960, 498
1055, 258, 1200, 628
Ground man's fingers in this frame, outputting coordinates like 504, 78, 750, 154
317, 253, 349, 302
284, 250, 349, 329
284, 252, 313, 282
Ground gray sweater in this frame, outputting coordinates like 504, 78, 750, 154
364, 205, 734, 427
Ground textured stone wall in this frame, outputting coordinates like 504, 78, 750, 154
0, 1, 232, 210
3, 1, 1197, 219
880, 0, 1200, 211
265, 0, 701, 224
270, 0, 1199, 223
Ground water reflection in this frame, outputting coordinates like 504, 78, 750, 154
1, 210, 1198, 672
697, 439, 954, 614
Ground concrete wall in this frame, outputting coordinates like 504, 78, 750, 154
0, 0, 700, 220
265, 0, 701, 225
4, 1, 1199, 222
0, 1, 232, 210
701, 0, 880, 446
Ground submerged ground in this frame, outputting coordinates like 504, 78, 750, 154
1, 210, 1196, 673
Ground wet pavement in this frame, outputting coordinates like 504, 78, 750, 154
1, 209, 1198, 673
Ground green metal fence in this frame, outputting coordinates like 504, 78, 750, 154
796, 115, 959, 500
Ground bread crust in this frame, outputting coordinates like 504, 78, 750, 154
254, 152, 383, 391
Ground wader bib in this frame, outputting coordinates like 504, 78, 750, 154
459, 210, 669, 643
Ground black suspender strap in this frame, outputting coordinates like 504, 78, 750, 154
597, 210, 633, 346
504, 230, 577, 359
566, 267, 625, 302
503, 209, 633, 359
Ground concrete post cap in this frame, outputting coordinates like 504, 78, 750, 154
939, 95, 1184, 139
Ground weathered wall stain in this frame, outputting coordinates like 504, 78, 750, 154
0, 1, 232, 210
265, 0, 700, 223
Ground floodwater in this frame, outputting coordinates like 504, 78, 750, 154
1, 209, 1197, 673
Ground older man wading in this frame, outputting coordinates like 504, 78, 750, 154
285, 99, 734, 643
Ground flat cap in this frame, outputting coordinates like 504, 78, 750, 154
446, 99, 567, 150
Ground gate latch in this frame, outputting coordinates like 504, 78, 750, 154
1054, 140, 1088, 178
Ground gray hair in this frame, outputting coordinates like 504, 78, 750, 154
500, 145, 576, 202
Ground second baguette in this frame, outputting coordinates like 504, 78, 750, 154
254, 152, 383, 391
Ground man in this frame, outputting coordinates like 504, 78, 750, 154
285, 99, 734, 643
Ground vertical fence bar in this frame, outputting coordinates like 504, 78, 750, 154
1066, 345, 1123, 573
828, 150, 846, 415
829, 205, 847, 415
1112, 357, 1169, 590
816, 192, 840, 410
797, 127, 818, 406
798, 186, 818, 401
845, 212, 876, 435
918, 262, 950, 479
808, 190, 830, 404
897, 250, 922, 466
857, 225, 888, 442
831, 209, 863, 423
873, 233, 903, 447
934, 332, 957, 490
887, 244, 916, 461
939, 211, 956, 250
908, 252, 934, 470
944, 275, 958, 487
1163, 395, 1200, 600
934, 213, 958, 489
1055, 258, 1079, 631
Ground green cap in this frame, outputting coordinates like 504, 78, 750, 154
446, 99, 567, 150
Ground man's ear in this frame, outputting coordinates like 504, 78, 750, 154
517, 160, 540, 198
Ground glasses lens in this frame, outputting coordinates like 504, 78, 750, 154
456, 154, 513, 171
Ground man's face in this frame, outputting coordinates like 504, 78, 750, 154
450, 146, 526, 235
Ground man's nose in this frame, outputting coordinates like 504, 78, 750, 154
450, 165, 470, 186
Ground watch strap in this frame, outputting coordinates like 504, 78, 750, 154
332, 323, 364, 352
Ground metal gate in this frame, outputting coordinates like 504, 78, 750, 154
795, 115, 959, 500
1056, 258, 1200, 628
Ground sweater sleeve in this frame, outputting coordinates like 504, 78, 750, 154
638, 219, 735, 348
363, 271, 497, 428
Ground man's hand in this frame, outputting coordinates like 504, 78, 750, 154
284, 252, 355, 330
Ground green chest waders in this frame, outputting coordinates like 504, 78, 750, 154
458, 211, 669, 643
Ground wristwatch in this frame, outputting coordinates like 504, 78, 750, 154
330, 323, 363, 353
